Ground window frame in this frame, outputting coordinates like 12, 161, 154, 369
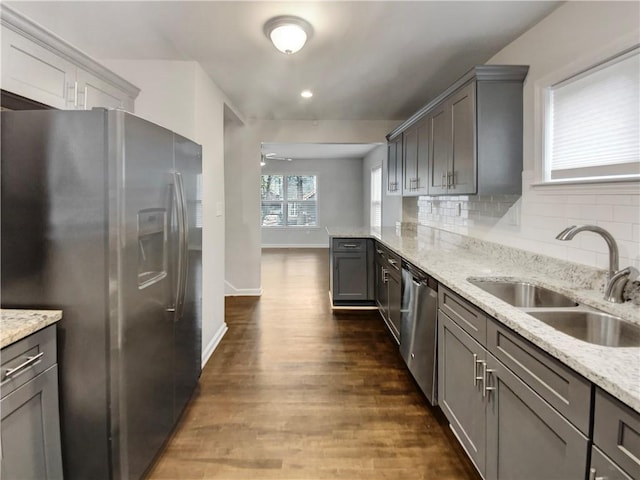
260, 174, 318, 228
533, 40, 640, 193
370, 165, 382, 227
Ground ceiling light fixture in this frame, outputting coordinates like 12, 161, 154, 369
300, 90, 313, 98
264, 16, 313, 55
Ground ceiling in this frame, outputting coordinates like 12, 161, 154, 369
8, 1, 560, 122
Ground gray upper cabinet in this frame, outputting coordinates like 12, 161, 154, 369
402, 117, 429, 196
1, 5, 139, 111
388, 65, 528, 196
386, 135, 403, 195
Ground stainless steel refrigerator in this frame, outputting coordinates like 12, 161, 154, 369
1, 109, 202, 479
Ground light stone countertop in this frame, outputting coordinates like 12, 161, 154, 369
1, 309, 62, 349
328, 225, 640, 413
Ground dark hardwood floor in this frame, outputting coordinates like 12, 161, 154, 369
148, 248, 480, 479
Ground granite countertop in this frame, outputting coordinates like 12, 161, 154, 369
328, 226, 640, 413
0, 309, 62, 349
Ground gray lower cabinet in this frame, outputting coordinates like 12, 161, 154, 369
330, 238, 374, 306
485, 353, 588, 480
438, 311, 487, 473
1, 325, 63, 480
591, 388, 640, 479
438, 286, 590, 480
374, 242, 402, 342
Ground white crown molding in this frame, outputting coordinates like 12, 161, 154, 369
1, 4, 140, 98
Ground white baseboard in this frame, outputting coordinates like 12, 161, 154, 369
202, 322, 228, 368
224, 280, 263, 296
261, 244, 328, 249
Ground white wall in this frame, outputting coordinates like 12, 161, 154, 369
104, 59, 239, 365
261, 158, 364, 247
225, 119, 398, 295
362, 145, 385, 226
414, 1, 640, 271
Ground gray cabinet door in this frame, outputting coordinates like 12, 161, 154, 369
403, 124, 418, 193
403, 118, 429, 196
1, 365, 63, 480
449, 81, 476, 194
374, 254, 388, 316
438, 311, 487, 475
415, 118, 429, 195
428, 103, 450, 195
333, 252, 369, 302
485, 353, 589, 480
590, 446, 634, 480
386, 136, 402, 195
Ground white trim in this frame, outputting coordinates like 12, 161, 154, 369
533, 32, 640, 185
201, 322, 228, 368
261, 244, 328, 248
1, 4, 140, 98
224, 280, 263, 296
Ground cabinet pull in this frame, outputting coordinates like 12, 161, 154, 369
588, 468, 605, 480
441, 172, 447, 188
483, 362, 496, 398
473, 354, 483, 386
342, 244, 358, 248
4, 352, 44, 380
382, 267, 389, 283
67, 81, 78, 108
81, 85, 88, 110
376, 249, 384, 254
387, 258, 400, 270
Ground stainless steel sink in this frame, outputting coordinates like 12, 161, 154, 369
528, 310, 640, 347
467, 279, 578, 308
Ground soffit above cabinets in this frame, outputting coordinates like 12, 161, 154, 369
7, 1, 561, 121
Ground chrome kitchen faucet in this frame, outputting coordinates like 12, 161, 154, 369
556, 225, 639, 303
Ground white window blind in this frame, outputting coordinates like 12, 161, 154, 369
546, 47, 640, 181
370, 166, 382, 227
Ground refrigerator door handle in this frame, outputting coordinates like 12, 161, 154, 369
173, 170, 189, 321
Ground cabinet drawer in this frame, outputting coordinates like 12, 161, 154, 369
1, 325, 56, 398
332, 238, 367, 252
593, 388, 640, 478
590, 445, 633, 480
438, 286, 487, 344
487, 319, 591, 435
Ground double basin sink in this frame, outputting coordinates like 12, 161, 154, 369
467, 278, 640, 348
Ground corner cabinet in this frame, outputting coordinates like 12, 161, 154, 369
1, 325, 63, 480
387, 65, 528, 197
438, 286, 590, 480
1, 5, 139, 111
330, 238, 375, 307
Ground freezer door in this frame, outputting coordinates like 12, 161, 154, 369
110, 111, 176, 480
172, 134, 202, 420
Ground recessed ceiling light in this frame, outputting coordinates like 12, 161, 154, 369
301, 90, 313, 98
264, 16, 313, 55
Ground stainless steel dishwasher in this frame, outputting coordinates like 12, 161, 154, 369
400, 261, 439, 405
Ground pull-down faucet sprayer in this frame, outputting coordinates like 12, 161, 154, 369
556, 225, 638, 303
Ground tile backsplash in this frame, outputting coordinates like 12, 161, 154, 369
411, 172, 640, 271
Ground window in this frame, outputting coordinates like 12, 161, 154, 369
261, 175, 317, 227
544, 47, 639, 182
370, 166, 382, 227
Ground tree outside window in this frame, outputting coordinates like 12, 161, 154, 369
261, 175, 317, 227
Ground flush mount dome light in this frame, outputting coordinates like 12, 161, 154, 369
264, 16, 313, 55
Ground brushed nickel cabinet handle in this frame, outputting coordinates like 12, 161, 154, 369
4, 352, 44, 380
